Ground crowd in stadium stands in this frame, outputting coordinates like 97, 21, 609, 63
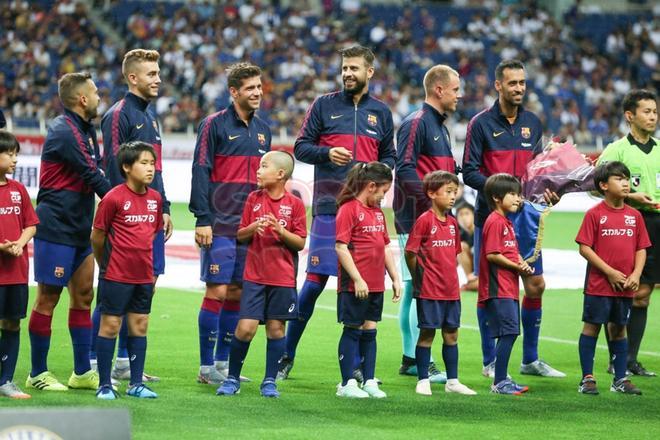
1, 0, 658, 146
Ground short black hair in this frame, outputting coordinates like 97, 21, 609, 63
594, 161, 630, 195
622, 89, 657, 114
117, 141, 156, 178
484, 173, 522, 210
339, 45, 375, 67
455, 202, 474, 214
423, 171, 459, 196
226, 62, 262, 90
0, 131, 20, 154
495, 59, 525, 81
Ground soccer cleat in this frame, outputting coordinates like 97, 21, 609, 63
68, 370, 100, 390
112, 365, 160, 383
362, 379, 387, 398
218, 368, 250, 382
445, 379, 477, 395
578, 375, 599, 395
96, 384, 119, 400
276, 355, 294, 381
627, 362, 656, 377
126, 384, 158, 398
216, 377, 240, 396
0, 382, 31, 399
415, 378, 432, 396
399, 355, 417, 376
491, 379, 525, 395
197, 367, 226, 385
336, 379, 369, 398
428, 363, 447, 384
25, 371, 67, 391
511, 380, 529, 393
520, 359, 566, 378
610, 377, 642, 395
260, 378, 280, 398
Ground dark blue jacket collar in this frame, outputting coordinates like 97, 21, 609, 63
125, 92, 150, 111
64, 108, 93, 131
492, 99, 526, 122
422, 102, 447, 125
342, 89, 371, 106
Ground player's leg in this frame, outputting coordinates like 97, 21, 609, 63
261, 286, 297, 397
359, 294, 385, 398
473, 227, 497, 376
0, 286, 31, 399
488, 299, 526, 395
627, 283, 655, 376
335, 292, 368, 398
578, 295, 602, 396
441, 300, 476, 395
414, 326, 435, 396
215, 283, 242, 376
397, 233, 417, 374
124, 282, 157, 398
609, 297, 641, 394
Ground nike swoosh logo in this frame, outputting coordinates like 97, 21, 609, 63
229, 135, 241, 140
434, 136, 440, 141
136, 124, 144, 129
493, 131, 505, 137
330, 114, 343, 119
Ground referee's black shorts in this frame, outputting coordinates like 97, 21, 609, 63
640, 210, 659, 285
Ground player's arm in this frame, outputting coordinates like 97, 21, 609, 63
265, 213, 306, 251
336, 242, 369, 299
385, 245, 401, 302
486, 252, 533, 275
101, 110, 130, 187
7, 225, 36, 257
396, 118, 428, 210
59, 130, 112, 197
90, 228, 106, 266
623, 248, 646, 291
461, 119, 488, 192
404, 250, 417, 282
378, 111, 396, 169
189, 118, 216, 247
236, 219, 266, 243
294, 99, 352, 166
578, 244, 626, 291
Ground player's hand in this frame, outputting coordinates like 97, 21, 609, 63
329, 147, 353, 166
518, 260, 534, 275
623, 273, 641, 292
253, 218, 267, 236
163, 213, 174, 241
9, 242, 22, 257
606, 269, 627, 292
0, 240, 13, 254
194, 226, 213, 248
391, 279, 402, 303
543, 189, 560, 205
265, 213, 284, 236
626, 192, 656, 209
354, 278, 369, 299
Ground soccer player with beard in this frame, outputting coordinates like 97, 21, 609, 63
462, 59, 565, 379
95, 49, 171, 383
278, 45, 396, 381
27, 72, 111, 391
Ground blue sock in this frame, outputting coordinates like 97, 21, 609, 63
90, 305, 101, 360
415, 345, 431, 380
359, 329, 377, 381
611, 338, 628, 381
127, 336, 147, 386
228, 337, 251, 379
494, 335, 516, 384
198, 308, 219, 366
97, 336, 116, 387
265, 337, 286, 381
442, 344, 459, 380
215, 306, 239, 363
338, 327, 361, 386
578, 333, 598, 377
28, 311, 52, 377
69, 309, 92, 375
398, 280, 416, 358
0, 329, 20, 384
285, 277, 326, 360
117, 319, 129, 359
477, 306, 496, 366
521, 297, 542, 364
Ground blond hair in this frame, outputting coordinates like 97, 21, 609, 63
423, 65, 458, 97
122, 49, 160, 80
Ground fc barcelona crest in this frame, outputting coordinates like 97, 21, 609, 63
257, 133, 266, 146
310, 255, 320, 266
367, 114, 377, 126
209, 264, 220, 275
54, 267, 65, 278
521, 127, 531, 139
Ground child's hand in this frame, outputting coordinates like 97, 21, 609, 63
518, 260, 534, 275
606, 269, 627, 291
9, 243, 22, 257
253, 218, 267, 236
264, 213, 284, 236
0, 240, 14, 255
623, 273, 641, 292
391, 280, 401, 303
354, 278, 369, 299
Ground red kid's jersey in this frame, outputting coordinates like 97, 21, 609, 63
0, 180, 39, 285
405, 209, 462, 300
575, 201, 651, 297
335, 199, 390, 293
240, 189, 307, 287
478, 211, 520, 303
93, 184, 163, 284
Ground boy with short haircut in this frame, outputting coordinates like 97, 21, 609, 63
405, 171, 477, 396
479, 173, 534, 395
576, 161, 650, 395
91, 142, 163, 400
216, 151, 306, 398
0, 132, 38, 399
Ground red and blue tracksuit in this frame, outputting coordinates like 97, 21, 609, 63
394, 102, 457, 234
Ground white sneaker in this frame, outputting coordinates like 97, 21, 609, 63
415, 378, 432, 396
445, 379, 477, 395
362, 379, 387, 398
520, 360, 566, 378
336, 379, 369, 398
482, 361, 511, 379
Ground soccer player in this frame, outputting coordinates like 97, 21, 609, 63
394, 64, 460, 382
0, 132, 38, 399
334, 162, 401, 398
97, 49, 171, 383
480, 173, 534, 395
216, 152, 306, 398
462, 59, 565, 378
576, 161, 650, 395
597, 89, 658, 377
189, 62, 270, 384
279, 45, 396, 380
405, 171, 477, 396
27, 72, 111, 391
92, 142, 163, 400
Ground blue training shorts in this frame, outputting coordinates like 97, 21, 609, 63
0, 284, 29, 320
33, 238, 92, 286
306, 215, 338, 276
416, 298, 461, 329
200, 236, 247, 285
485, 298, 520, 338
337, 292, 384, 326
97, 279, 154, 316
239, 280, 298, 322
582, 294, 632, 326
